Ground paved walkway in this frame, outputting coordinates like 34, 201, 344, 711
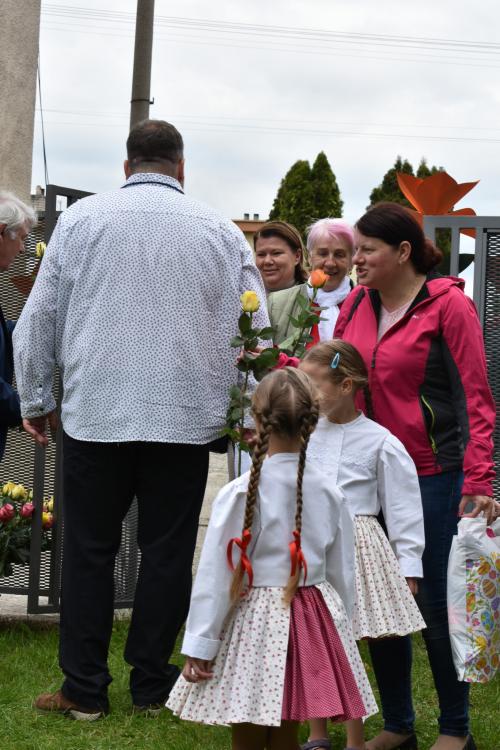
0, 453, 229, 622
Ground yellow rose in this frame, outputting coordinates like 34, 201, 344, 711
42, 512, 54, 529
2, 481, 16, 496
46, 496, 54, 512
10, 484, 27, 500
240, 291, 260, 313
36, 242, 46, 259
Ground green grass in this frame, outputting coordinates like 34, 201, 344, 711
0, 620, 498, 750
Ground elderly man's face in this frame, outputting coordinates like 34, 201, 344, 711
0, 224, 28, 271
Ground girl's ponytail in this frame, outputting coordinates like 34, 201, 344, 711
283, 404, 319, 604
229, 414, 272, 605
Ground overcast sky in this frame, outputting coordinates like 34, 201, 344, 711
33, 0, 500, 229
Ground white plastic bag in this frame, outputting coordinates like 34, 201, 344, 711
447, 516, 500, 683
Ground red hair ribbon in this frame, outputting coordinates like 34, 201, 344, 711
227, 529, 254, 589
289, 529, 308, 584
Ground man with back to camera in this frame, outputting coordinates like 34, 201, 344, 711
13, 120, 269, 720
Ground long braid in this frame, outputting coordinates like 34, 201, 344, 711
283, 404, 319, 604
229, 414, 272, 604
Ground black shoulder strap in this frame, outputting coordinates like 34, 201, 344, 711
346, 287, 366, 323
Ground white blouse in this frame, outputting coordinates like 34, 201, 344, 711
182, 453, 355, 660
307, 413, 424, 578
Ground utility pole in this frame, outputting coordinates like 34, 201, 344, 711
129, 0, 155, 130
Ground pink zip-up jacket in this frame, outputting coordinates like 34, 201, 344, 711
334, 274, 495, 497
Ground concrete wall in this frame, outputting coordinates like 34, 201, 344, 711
0, 1, 41, 202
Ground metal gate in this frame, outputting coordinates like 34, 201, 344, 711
0, 185, 140, 613
424, 215, 500, 498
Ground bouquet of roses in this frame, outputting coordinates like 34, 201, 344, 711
0, 482, 53, 578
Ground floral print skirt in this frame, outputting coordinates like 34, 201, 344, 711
352, 515, 426, 640
166, 582, 377, 727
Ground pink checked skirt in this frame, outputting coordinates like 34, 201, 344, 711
167, 582, 377, 726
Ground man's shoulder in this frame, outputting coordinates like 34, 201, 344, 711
62, 182, 240, 236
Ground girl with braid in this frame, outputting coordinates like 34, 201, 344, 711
167, 367, 377, 750
298, 340, 425, 750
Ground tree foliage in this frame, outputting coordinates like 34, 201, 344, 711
269, 152, 342, 238
367, 156, 463, 274
311, 151, 343, 219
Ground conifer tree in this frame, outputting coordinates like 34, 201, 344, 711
269, 160, 315, 238
310, 151, 343, 219
368, 156, 414, 209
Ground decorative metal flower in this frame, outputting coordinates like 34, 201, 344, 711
397, 171, 479, 238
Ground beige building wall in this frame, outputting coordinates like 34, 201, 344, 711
0, 0, 41, 202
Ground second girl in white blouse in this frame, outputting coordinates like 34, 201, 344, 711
300, 340, 425, 750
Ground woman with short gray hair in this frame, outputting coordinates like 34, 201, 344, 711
0, 191, 36, 271
0, 191, 34, 457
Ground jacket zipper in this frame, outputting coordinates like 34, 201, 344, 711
420, 394, 438, 455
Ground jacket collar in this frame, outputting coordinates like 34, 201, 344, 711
121, 172, 184, 194
367, 271, 465, 318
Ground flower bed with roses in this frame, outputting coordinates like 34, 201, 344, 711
0, 482, 53, 579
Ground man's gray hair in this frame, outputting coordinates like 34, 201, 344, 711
0, 191, 37, 238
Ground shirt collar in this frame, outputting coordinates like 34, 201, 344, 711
121, 172, 184, 193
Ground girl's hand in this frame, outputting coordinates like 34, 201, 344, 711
405, 577, 419, 595
459, 494, 496, 525
182, 657, 214, 683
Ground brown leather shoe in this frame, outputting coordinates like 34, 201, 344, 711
34, 690, 104, 721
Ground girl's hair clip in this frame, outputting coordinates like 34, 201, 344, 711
331, 352, 340, 369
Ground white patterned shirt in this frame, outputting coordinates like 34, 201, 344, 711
13, 172, 270, 444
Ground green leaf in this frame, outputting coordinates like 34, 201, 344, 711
278, 333, 300, 351
295, 294, 310, 310
230, 335, 245, 348
256, 326, 276, 340
229, 385, 242, 400
238, 313, 252, 333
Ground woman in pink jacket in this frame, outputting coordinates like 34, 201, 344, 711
335, 202, 495, 750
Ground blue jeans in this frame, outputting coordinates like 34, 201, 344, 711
368, 470, 469, 738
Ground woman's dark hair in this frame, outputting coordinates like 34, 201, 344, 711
254, 221, 308, 284
356, 202, 442, 273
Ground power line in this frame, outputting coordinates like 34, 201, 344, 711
37, 53, 50, 186
39, 22, 500, 71
41, 5, 500, 60
33, 115, 500, 144
34, 107, 500, 134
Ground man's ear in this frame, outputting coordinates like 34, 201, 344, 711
124, 159, 132, 179
176, 159, 185, 187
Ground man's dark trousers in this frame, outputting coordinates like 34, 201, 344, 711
59, 432, 210, 712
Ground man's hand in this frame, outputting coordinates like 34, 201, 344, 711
459, 494, 496, 525
22, 410, 58, 446
405, 577, 419, 595
182, 657, 214, 683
